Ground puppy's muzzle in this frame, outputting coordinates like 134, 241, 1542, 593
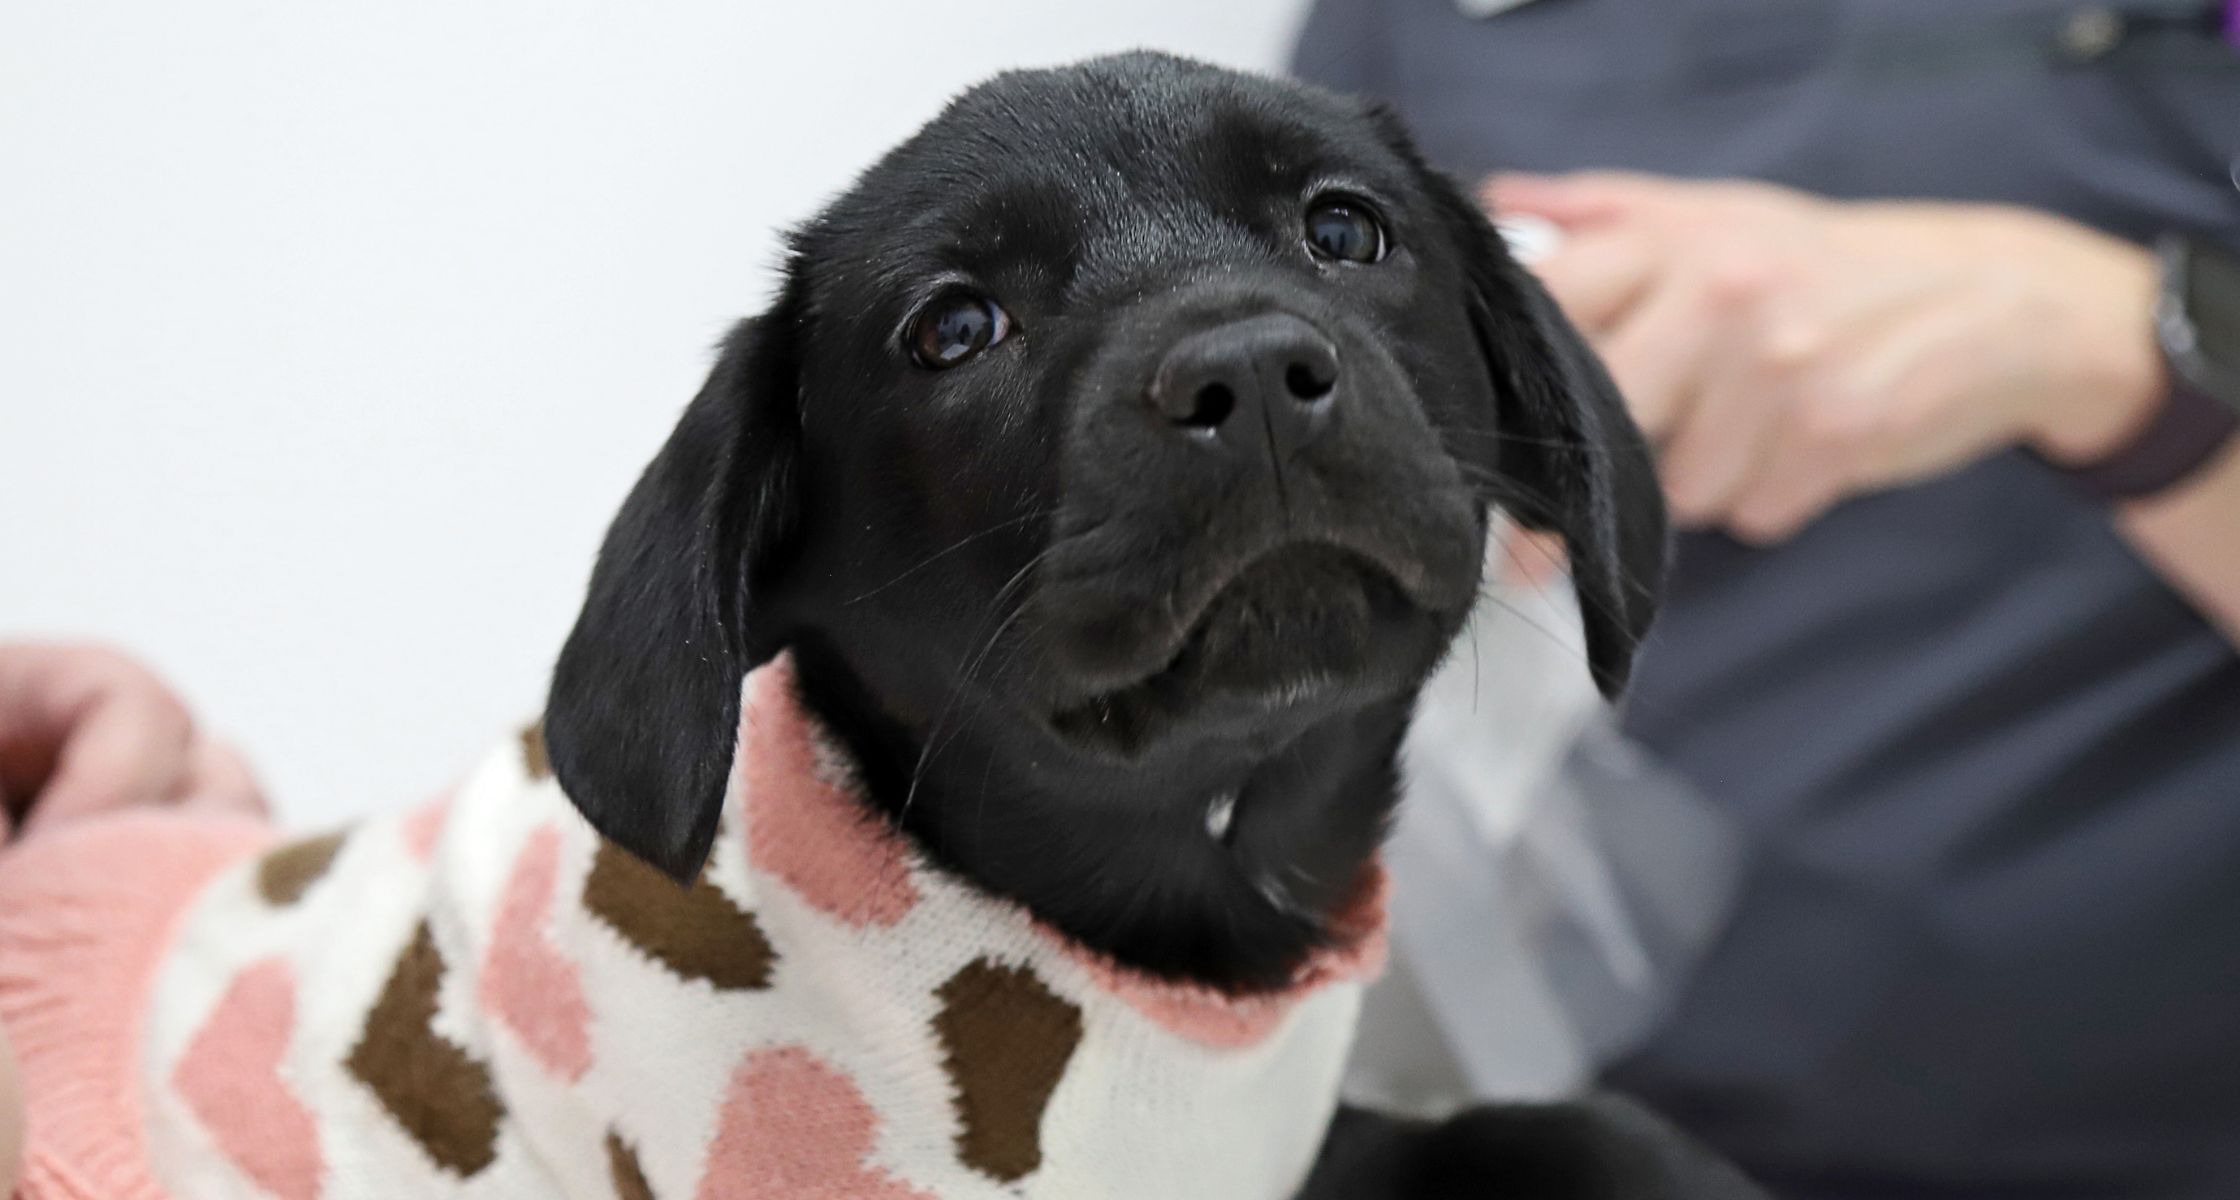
1029, 284, 1487, 750
1149, 313, 1341, 458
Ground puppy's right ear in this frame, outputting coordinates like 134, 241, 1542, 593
1375, 105, 1667, 698
545, 298, 803, 881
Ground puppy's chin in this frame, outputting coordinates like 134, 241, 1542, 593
1044, 543, 1456, 760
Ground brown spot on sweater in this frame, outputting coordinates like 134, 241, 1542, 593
256, 832, 347, 905
607, 1131, 656, 1200
345, 922, 505, 1177
583, 842, 776, 990
521, 720, 551, 781
933, 958, 1083, 1183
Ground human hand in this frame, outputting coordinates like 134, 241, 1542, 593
0, 642, 265, 839
1486, 172, 2165, 544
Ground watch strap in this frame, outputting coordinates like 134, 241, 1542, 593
2059, 374, 2240, 501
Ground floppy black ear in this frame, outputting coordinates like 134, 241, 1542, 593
544, 301, 803, 880
1412, 152, 1668, 696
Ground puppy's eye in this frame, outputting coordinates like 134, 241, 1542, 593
1304, 198, 1387, 264
908, 291, 1013, 369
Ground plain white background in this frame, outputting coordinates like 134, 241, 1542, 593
1, 1, 1312, 825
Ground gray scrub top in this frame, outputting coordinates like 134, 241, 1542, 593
1292, 3, 2240, 1196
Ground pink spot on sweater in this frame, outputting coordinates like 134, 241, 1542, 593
478, 826, 593, 1081
740, 660, 919, 928
401, 796, 448, 862
1056, 863, 1390, 1050
697, 1046, 935, 1200
172, 958, 325, 1200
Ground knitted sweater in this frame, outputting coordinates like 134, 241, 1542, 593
0, 655, 1385, 1200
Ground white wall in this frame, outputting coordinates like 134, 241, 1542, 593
0, 1, 1311, 825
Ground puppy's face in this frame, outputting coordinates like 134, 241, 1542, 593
786, 64, 1497, 763
547, 54, 1664, 904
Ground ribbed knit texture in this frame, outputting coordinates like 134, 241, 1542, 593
0, 655, 1385, 1199
0, 814, 275, 1199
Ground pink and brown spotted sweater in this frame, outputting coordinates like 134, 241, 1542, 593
0, 655, 1385, 1199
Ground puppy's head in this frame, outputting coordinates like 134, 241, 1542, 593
547, 53, 1664, 884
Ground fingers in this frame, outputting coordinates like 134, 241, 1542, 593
0, 1029, 21, 1196
1529, 227, 1663, 335
1659, 319, 1792, 528
1488, 174, 1767, 448
1484, 171, 1675, 229
14, 655, 195, 834
1480, 172, 1956, 546
1595, 263, 1741, 446
1661, 311, 1868, 541
0, 642, 261, 838
1723, 427, 1856, 545
177, 737, 269, 818
1565, 252, 1870, 538
1499, 527, 1571, 590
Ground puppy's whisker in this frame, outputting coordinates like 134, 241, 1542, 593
844, 507, 1057, 607
1469, 580, 1605, 681
1449, 460, 1661, 606
1453, 469, 1660, 612
1469, 594, 1485, 714
1440, 426, 1626, 454
899, 603, 1030, 828
1451, 460, 1568, 511
898, 544, 1061, 826
1462, 507, 1657, 656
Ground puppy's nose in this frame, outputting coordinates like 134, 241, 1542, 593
1149, 314, 1339, 453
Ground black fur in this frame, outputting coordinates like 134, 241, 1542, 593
1305, 1097, 1770, 1199
546, 52, 1754, 1200
547, 301, 804, 880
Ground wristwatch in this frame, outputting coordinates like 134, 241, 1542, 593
2061, 232, 2240, 502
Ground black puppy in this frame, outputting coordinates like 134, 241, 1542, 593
547, 52, 1758, 1200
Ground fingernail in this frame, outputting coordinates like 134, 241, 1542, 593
1495, 214, 1563, 263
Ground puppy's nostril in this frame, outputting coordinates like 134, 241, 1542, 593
1180, 382, 1236, 429
1285, 360, 1336, 402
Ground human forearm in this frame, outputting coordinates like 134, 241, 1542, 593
2020, 233, 2240, 646
2114, 441, 2240, 645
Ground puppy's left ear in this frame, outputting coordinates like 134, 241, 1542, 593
544, 296, 805, 881
1404, 137, 1668, 696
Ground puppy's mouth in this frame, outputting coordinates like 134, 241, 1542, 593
1047, 543, 1436, 757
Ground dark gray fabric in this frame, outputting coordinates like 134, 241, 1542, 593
1293, 3, 2240, 1196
